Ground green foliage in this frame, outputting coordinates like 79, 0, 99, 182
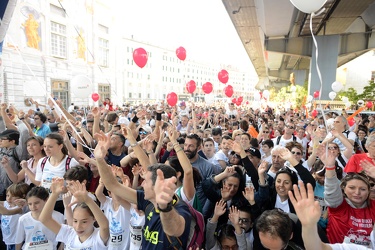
270, 85, 307, 108
339, 80, 375, 102
338, 87, 359, 103
358, 80, 375, 101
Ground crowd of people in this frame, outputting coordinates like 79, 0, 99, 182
0, 96, 375, 250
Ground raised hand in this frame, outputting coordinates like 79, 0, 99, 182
167, 126, 179, 143
69, 180, 89, 204
213, 199, 227, 218
62, 191, 73, 208
228, 206, 240, 227
288, 181, 321, 227
136, 110, 147, 119
242, 186, 255, 204
360, 160, 375, 179
121, 126, 135, 141
91, 107, 100, 117
93, 131, 110, 159
258, 161, 268, 175
154, 169, 177, 209
77, 152, 90, 165
279, 147, 293, 161
132, 163, 142, 176
316, 144, 336, 166
50, 177, 66, 194
230, 141, 244, 155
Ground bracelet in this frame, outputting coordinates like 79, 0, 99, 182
132, 116, 139, 123
172, 142, 179, 147
156, 112, 162, 121
157, 202, 173, 212
325, 166, 336, 170
130, 142, 138, 147
147, 151, 154, 155
175, 147, 183, 153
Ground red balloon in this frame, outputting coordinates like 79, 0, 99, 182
176, 46, 186, 61
366, 101, 373, 109
166, 92, 178, 106
224, 85, 234, 97
232, 98, 237, 103
235, 100, 241, 106
133, 48, 148, 68
186, 80, 196, 94
91, 93, 100, 102
313, 91, 320, 99
238, 96, 243, 102
218, 69, 229, 84
246, 101, 249, 105
348, 118, 355, 127
202, 82, 213, 94
311, 109, 318, 117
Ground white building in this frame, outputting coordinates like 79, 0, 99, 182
1, 0, 257, 110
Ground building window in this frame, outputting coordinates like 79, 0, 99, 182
51, 22, 67, 58
52, 80, 69, 108
98, 38, 109, 67
138, 93, 141, 98
129, 93, 132, 98
98, 84, 111, 100
371, 71, 375, 81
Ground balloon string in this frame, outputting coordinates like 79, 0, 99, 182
6, 35, 93, 153
310, 13, 328, 154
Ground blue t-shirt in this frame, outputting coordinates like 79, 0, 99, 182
136, 190, 191, 250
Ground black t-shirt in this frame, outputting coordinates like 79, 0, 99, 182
136, 190, 191, 249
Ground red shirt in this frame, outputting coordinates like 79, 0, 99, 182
327, 199, 375, 246
344, 153, 375, 173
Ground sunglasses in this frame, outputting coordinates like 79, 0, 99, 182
291, 151, 302, 155
286, 125, 294, 129
263, 131, 269, 133
328, 146, 338, 150
139, 131, 147, 135
238, 218, 251, 224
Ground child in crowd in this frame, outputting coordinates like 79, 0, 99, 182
16, 186, 64, 250
39, 177, 109, 249
0, 183, 30, 250
96, 166, 131, 250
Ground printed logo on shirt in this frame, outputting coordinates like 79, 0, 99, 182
144, 225, 159, 245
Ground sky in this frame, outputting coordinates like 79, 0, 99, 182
114, 0, 256, 72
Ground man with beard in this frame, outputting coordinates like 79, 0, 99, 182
184, 133, 218, 217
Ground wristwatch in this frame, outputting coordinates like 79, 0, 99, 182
157, 202, 173, 212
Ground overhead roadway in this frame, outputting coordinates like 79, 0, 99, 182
222, 0, 375, 89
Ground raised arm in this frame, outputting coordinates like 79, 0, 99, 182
154, 169, 188, 237
39, 178, 64, 234
94, 131, 137, 204
122, 126, 150, 172
91, 107, 101, 136
331, 129, 353, 159
169, 126, 195, 201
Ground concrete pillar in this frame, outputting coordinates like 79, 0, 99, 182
309, 35, 339, 100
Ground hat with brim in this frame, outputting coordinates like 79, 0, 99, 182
0, 129, 20, 141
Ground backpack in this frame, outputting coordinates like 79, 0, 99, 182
176, 186, 202, 213
145, 195, 205, 249
41, 156, 72, 171
276, 135, 296, 145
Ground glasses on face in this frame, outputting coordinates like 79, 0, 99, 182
286, 125, 294, 129
291, 151, 302, 155
34, 117, 40, 120
328, 146, 338, 150
238, 218, 251, 224
139, 131, 147, 135
263, 131, 269, 133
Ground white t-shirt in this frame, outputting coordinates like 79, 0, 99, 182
262, 154, 272, 164
272, 135, 303, 147
16, 211, 64, 250
1, 201, 25, 245
101, 197, 130, 250
129, 206, 145, 250
275, 195, 290, 213
35, 156, 80, 196
56, 224, 107, 250
214, 150, 229, 167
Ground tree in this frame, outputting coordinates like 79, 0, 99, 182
339, 87, 359, 103
358, 80, 375, 101
271, 85, 307, 108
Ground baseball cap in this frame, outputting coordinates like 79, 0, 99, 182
179, 101, 186, 107
245, 147, 261, 159
140, 125, 152, 134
